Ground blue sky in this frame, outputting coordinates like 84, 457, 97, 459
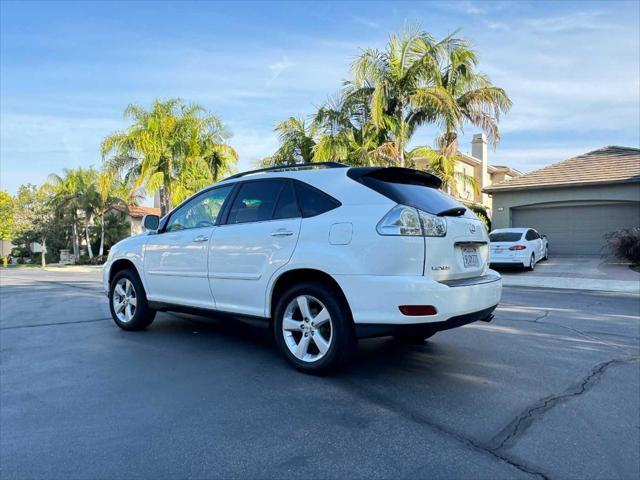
1, 0, 639, 196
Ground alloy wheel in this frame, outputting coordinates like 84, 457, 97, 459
113, 278, 137, 323
282, 295, 333, 362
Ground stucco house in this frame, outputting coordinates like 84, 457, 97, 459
414, 133, 521, 215
484, 146, 640, 255
111, 205, 161, 236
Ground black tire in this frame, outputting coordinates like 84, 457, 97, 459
109, 269, 156, 331
393, 331, 437, 343
543, 247, 549, 261
273, 281, 356, 375
526, 254, 535, 271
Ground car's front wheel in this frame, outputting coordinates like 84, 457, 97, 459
273, 282, 356, 374
109, 269, 156, 331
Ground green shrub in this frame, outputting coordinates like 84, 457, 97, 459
603, 228, 640, 265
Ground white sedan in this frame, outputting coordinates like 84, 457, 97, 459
489, 228, 548, 270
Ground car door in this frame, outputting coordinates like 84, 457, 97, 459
143, 185, 234, 308
209, 179, 301, 317
530, 229, 544, 259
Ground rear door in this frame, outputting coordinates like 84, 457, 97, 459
209, 179, 301, 317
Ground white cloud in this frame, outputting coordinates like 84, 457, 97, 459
525, 11, 611, 33
352, 16, 380, 29
267, 56, 293, 86
486, 21, 510, 31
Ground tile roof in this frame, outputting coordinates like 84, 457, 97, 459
484, 146, 640, 192
127, 205, 161, 218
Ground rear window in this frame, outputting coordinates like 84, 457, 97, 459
489, 232, 523, 242
348, 167, 466, 216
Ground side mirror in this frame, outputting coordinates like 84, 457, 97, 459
142, 214, 160, 232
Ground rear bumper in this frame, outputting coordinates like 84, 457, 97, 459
334, 270, 502, 326
355, 304, 497, 338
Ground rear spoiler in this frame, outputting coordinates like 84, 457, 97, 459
347, 167, 443, 189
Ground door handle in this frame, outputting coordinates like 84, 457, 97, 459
271, 229, 294, 237
193, 235, 209, 242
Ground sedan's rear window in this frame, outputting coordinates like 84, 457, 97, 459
348, 167, 466, 216
489, 232, 523, 242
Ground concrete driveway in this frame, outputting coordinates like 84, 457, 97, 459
498, 255, 640, 293
1, 268, 639, 479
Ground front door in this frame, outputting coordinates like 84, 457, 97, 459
144, 185, 234, 308
209, 179, 301, 317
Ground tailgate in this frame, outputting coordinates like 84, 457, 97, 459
425, 216, 489, 281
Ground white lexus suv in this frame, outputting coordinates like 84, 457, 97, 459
103, 163, 502, 373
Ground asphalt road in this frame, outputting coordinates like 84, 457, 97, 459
1, 268, 639, 480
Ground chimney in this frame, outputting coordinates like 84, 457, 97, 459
471, 133, 489, 204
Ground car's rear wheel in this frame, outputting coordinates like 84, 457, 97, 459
273, 282, 356, 374
109, 269, 156, 331
543, 247, 549, 260
526, 254, 535, 271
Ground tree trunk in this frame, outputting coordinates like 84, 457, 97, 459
72, 222, 79, 263
98, 212, 105, 257
159, 186, 171, 217
84, 222, 94, 259
41, 237, 46, 268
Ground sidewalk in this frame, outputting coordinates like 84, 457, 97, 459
499, 255, 640, 293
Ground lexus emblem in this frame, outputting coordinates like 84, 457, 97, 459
469, 224, 476, 234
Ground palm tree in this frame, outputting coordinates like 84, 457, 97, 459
48, 168, 83, 262
408, 147, 478, 197
48, 168, 99, 260
350, 27, 461, 167
312, 91, 388, 166
436, 42, 512, 155
101, 99, 238, 215
262, 117, 316, 166
95, 170, 133, 258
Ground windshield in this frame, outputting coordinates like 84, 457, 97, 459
489, 232, 523, 242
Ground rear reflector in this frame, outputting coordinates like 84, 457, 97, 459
509, 245, 527, 250
399, 305, 437, 316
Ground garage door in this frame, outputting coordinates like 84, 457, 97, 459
511, 203, 640, 255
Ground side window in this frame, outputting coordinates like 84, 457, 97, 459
294, 181, 341, 218
166, 185, 233, 232
273, 181, 300, 220
525, 230, 536, 241
227, 180, 284, 224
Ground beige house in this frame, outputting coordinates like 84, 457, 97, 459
414, 133, 520, 215
484, 146, 640, 255
111, 205, 161, 236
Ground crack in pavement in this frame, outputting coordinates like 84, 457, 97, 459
0, 317, 111, 330
533, 310, 549, 322
488, 356, 640, 453
338, 379, 550, 479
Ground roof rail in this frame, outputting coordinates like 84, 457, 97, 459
224, 162, 347, 180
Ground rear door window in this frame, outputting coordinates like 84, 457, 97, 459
273, 181, 300, 220
227, 180, 283, 224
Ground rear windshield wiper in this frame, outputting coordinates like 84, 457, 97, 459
437, 207, 467, 217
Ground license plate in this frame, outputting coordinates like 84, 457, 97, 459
463, 248, 479, 268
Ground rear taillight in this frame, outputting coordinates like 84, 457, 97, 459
509, 245, 527, 250
377, 205, 446, 237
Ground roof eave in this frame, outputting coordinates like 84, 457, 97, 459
484, 178, 640, 194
